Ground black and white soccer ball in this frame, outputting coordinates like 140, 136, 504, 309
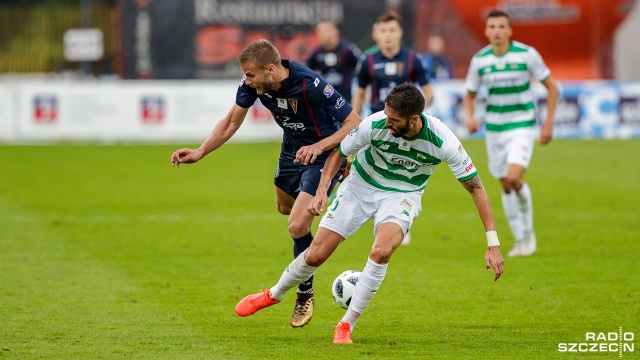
331, 270, 361, 309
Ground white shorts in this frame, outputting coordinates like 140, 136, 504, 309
485, 127, 535, 179
318, 174, 422, 239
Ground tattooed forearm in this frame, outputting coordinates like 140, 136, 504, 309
462, 175, 484, 191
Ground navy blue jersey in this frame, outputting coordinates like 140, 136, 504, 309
356, 48, 430, 113
306, 39, 361, 103
236, 60, 353, 157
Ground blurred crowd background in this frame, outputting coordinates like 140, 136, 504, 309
1, 0, 639, 81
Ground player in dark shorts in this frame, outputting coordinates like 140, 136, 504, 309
170, 39, 362, 328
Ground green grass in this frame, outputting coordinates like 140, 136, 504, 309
0, 140, 638, 359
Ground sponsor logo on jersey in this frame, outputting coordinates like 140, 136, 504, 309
457, 144, 465, 155
33, 95, 58, 123
277, 98, 287, 109
399, 140, 411, 151
465, 163, 475, 172
335, 97, 346, 109
323, 85, 335, 98
314, 78, 320, 87
288, 99, 298, 114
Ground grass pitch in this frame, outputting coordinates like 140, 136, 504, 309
0, 140, 638, 359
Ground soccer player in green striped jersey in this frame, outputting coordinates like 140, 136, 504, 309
235, 83, 504, 344
463, 9, 559, 257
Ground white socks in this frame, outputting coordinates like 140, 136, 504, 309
515, 182, 533, 235
501, 190, 524, 241
342, 258, 388, 329
269, 252, 317, 301
502, 182, 534, 242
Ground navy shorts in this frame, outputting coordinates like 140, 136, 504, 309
275, 146, 346, 199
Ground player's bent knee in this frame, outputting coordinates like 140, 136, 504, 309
288, 221, 310, 238
276, 204, 292, 215
369, 246, 394, 264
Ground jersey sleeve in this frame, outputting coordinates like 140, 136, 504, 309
528, 47, 551, 81
355, 54, 371, 88
348, 43, 362, 68
306, 49, 319, 70
235, 75, 258, 108
412, 53, 430, 86
337, 118, 372, 157
305, 76, 353, 123
441, 127, 478, 182
464, 57, 481, 93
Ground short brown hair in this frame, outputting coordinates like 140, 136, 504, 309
237, 39, 281, 70
486, 9, 511, 26
385, 83, 425, 119
375, 11, 402, 26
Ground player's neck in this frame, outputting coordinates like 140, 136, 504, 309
380, 44, 401, 58
271, 66, 289, 92
492, 41, 511, 56
404, 116, 424, 138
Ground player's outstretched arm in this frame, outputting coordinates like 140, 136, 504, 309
171, 104, 248, 167
295, 110, 362, 165
460, 175, 504, 281
308, 149, 345, 216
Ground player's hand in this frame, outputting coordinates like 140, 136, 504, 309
466, 118, 480, 134
485, 246, 504, 281
171, 148, 203, 167
540, 123, 553, 145
308, 193, 328, 216
295, 144, 323, 165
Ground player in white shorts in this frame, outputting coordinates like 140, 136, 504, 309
235, 83, 504, 344
463, 9, 559, 257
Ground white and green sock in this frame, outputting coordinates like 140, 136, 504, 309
342, 257, 387, 329
269, 252, 317, 301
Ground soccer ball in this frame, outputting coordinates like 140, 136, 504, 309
331, 270, 361, 309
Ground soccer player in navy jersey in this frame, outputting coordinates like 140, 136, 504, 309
170, 39, 362, 328
352, 12, 434, 116
307, 20, 361, 103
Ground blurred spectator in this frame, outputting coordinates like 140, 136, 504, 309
307, 20, 361, 103
422, 35, 454, 80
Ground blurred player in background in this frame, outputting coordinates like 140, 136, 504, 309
307, 20, 361, 103
234, 83, 504, 344
422, 34, 454, 80
463, 9, 559, 257
170, 39, 362, 327
352, 12, 433, 116
352, 11, 434, 245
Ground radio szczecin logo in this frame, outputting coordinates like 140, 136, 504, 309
558, 327, 634, 356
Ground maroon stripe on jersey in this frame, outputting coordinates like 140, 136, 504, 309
302, 79, 323, 137
367, 53, 378, 108
408, 51, 414, 83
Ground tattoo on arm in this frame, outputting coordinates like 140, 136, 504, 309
462, 175, 484, 190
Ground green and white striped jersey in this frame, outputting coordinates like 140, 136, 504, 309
337, 111, 478, 193
464, 41, 551, 132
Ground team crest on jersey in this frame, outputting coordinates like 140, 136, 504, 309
277, 98, 287, 109
384, 62, 398, 75
323, 85, 335, 97
457, 144, 466, 155
288, 99, 298, 114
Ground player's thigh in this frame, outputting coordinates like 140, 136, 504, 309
486, 132, 508, 179
318, 177, 375, 239
298, 160, 346, 197
373, 192, 422, 237
505, 128, 535, 169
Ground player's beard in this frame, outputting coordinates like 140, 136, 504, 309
388, 121, 411, 137
254, 77, 274, 96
